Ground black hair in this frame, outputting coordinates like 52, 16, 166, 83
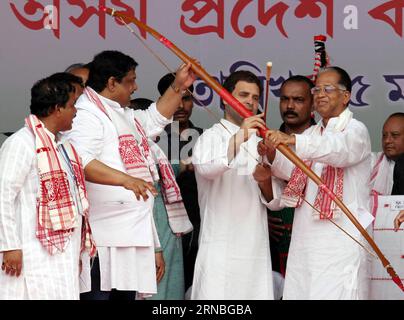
129, 97, 153, 111
320, 66, 352, 92
281, 75, 315, 91
30, 72, 81, 117
222, 70, 262, 96
387, 112, 404, 121
157, 73, 194, 96
86, 51, 138, 93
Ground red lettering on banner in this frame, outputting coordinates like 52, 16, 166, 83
258, 0, 289, 38
111, 0, 147, 39
10, 0, 60, 38
181, 0, 290, 39
67, 0, 107, 38
231, 0, 255, 38
180, 0, 225, 38
369, 0, 403, 37
10, 0, 147, 39
294, 0, 334, 38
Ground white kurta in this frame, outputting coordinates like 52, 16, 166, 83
64, 91, 169, 295
0, 128, 82, 300
368, 153, 404, 300
270, 112, 372, 300
369, 152, 395, 197
191, 119, 274, 300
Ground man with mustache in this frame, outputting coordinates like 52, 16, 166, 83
267, 76, 316, 282
279, 76, 316, 135
385, 113, 404, 198
369, 112, 404, 299
63, 50, 196, 300
262, 66, 372, 299
0, 73, 95, 299
370, 113, 404, 209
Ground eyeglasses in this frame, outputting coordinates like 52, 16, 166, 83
311, 85, 346, 95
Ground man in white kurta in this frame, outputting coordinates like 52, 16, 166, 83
369, 113, 404, 299
191, 71, 274, 300
66, 92, 166, 296
264, 67, 372, 299
0, 73, 89, 299
369, 113, 404, 200
63, 50, 195, 299
0, 129, 85, 300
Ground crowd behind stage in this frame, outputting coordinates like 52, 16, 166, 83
0, 50, 403, 300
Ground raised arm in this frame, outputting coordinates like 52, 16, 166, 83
155, 63, 196, 119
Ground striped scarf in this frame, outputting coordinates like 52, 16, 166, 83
26, 115, 96, 256
281, 161, 344, 220
84, 88, 192, 234
281, 109, 353, 220
150, 141, 193, 234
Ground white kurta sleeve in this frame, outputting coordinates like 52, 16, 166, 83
65, 109, 104, 168
267, 151, 295, 182
295, 121, 371, 168
132, 103, 173, 140
0, 135, 33, 251
192, 128, 232, 180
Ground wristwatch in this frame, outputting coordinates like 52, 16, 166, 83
170, 82, 187, 95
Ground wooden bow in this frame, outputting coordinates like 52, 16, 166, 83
101, 6, 404, 292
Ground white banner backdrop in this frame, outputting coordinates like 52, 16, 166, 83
1, 0, 404, 150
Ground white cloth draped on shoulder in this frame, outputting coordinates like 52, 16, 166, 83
369, 152, 395, 216
63, 88, 172, 295
280, 109, 352, 220
0, 127, 85, 299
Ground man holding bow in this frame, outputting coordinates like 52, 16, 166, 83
261, 66, 372, 300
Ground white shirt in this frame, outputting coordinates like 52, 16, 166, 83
270, 112, 372, 300
368, 153, 403, 300
369, 152, 395, 196
63, 91, 170, 294
0, 128, 82, 300
191, 119, 274, 300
